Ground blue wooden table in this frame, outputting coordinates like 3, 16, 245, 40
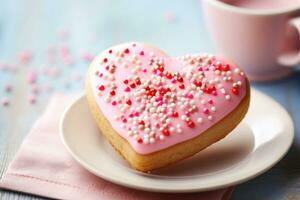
0, 0, 299, 199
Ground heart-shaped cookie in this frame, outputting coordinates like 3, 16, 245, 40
86, 42, 250, 172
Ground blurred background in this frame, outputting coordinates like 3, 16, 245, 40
0, 0, 299, 199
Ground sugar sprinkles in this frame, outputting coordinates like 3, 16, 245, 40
94, 44, 245, 145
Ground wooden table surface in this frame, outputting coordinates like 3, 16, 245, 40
0, 0, 299, 199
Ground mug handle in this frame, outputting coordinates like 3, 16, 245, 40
278, 16, 300, 67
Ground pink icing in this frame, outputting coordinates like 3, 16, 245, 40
90, 42, 247, 155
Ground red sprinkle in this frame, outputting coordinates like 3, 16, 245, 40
137, 138, 143, 143
135, 78, 141, 85
223, 64, 230, 71
123, 79, 129, 84
187, 120, 195, 128
172, 112, 179, 118
166, 73, 173, 79
177, 76, 183, 82
179, 84, 185, 89
98, 85, 105, 91
124, 48, 130, 54
231, 88, 239, 95
158, 66, 164, 72
110, 90, 116, 96
204, 86, 216, 94
130, 83, 136, 88
139, 51, 144, 56
163, 129, 170, 136
193, 81, 202, 87
149, 89, 157, 96
108, 49, 113, 54
103, 58, 108, 63
111, 101, 117, 106
215, 65, 222, 71
126, 99, 132, 105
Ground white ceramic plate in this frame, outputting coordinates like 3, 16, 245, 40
60, 88, 294, 193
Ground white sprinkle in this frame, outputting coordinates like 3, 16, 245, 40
150, 131, 155, 136
221, 88, 226, 94
159, 135, 165, 140
197, 117, 203, 123
225, 95, 231, 100
149, 137, 155, 143
234, 68, 240, 74
143, 137, 149, 144
211, 106, 216, 112
144, 128, 150, 134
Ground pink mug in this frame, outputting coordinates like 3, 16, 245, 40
202, 0, 300, 81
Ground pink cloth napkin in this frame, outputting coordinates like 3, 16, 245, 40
0, 94, 234, 200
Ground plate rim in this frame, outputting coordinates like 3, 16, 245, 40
59, 88, 294, 193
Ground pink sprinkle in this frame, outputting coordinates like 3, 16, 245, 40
18, 51, 32, 64
134, 112, 140, 117
27, 70, 37, 84
31, 84, 39, 94
187, 94, 194, 99
1, 97, 10, 107
28, 95, 37, 104
0, 62, 8, 71
4, 84, 12, 93
156, 96, 162, 101
203, 108, 209, 114
185, 111, 191, 117
208, 99, 214, 104
59, 46, 70, 57
63, 55, 74, 66
124, 87, 131, 92
80, 52, 93, 62
165, 11, 177, 23
57, 28, 69, 40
